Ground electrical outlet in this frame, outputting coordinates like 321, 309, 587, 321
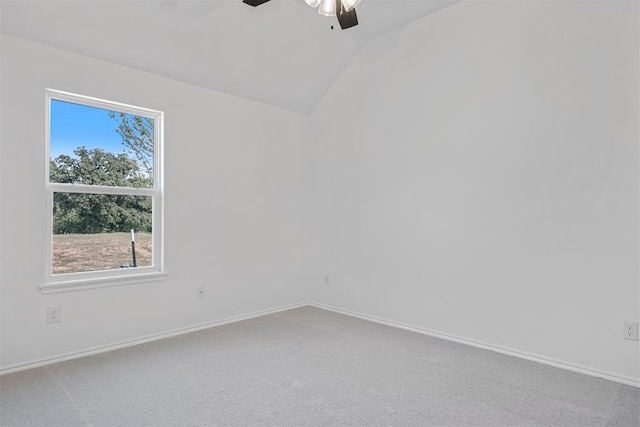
623, 322, 638, 341
47, 306, 61, 324
324, 274, 331, 286
196, 287, 206, 300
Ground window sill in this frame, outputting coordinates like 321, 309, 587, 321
40, 271, 168, 294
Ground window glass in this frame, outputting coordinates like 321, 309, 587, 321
50, 99, 154, 188
52, 193, 152, 274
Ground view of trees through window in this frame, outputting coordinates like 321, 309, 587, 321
49, 99, 156, 275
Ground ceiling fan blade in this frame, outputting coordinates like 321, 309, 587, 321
337, 1, 358, 30
242, 0, 271, 6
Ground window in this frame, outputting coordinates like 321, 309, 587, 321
43, 89, 166, 293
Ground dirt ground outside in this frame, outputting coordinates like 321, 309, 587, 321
52, 232, 152, 275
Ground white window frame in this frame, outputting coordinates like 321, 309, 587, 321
42, 89, 166, 294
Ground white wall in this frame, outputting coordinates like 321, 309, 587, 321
0, 35, 308, 369
306, 0, 639, 382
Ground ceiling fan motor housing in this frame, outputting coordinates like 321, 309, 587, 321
242, 0, 271, 7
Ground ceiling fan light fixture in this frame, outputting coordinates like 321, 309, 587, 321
318, 0, 336, 16
341, 0, 361, 11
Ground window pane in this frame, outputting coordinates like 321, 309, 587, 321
52, 192, 152, 274
50, 99, 154, 188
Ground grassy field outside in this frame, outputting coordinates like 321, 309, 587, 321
52, 232, 152, 275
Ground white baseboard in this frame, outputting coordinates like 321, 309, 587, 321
309, 302, 640, 389
3, 300, 638, 389
0, 301, 309, 376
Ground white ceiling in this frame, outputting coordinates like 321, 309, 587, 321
0, 0, 461, 114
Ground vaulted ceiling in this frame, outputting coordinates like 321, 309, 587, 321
0, 0, 461, 114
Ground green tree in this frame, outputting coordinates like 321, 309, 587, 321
108, 111, 154, 177
51, 147, 152, 234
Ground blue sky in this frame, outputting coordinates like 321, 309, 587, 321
50, 100, 131, 159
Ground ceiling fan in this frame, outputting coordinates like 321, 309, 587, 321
243, 0, 360, 30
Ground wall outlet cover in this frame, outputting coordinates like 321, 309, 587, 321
47, 306, 61, 324
623, 322, 638, 341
